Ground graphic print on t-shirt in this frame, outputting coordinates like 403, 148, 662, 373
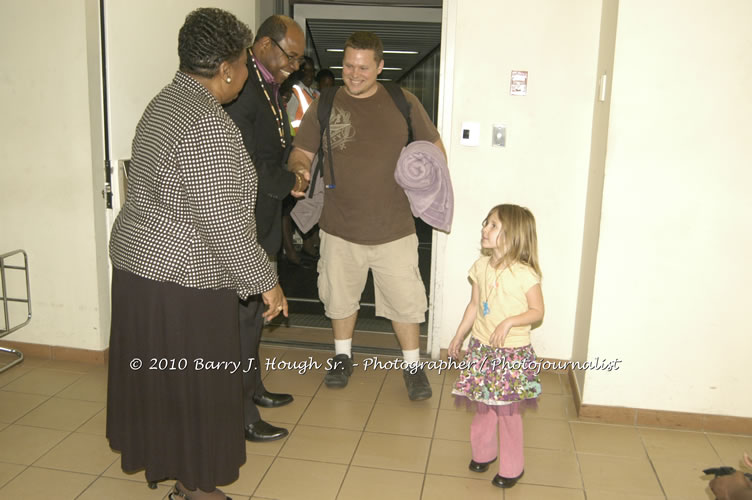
329, 106, 356, 152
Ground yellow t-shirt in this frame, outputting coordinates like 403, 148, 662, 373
469, 256, 540, 348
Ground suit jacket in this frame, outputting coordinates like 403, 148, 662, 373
225, 55, 294, 255
110, 71, 276, 298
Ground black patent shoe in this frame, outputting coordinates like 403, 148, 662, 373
491, 470, 524, 488
468, 457, 497, 472
244, 420, 289, 442
253, 390, 294, 408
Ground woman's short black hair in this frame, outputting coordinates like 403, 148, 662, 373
178, 8, 253, 78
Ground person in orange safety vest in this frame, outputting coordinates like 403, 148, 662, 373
287, 56, 318, 134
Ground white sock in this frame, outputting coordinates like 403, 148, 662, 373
402, 348, 420, 366
334, 339, 352, 357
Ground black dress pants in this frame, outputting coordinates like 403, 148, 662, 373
239, 295, 266, 425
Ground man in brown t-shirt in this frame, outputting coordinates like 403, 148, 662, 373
288, 32, 446, 401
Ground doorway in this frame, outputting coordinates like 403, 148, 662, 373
269, 1, 443, 355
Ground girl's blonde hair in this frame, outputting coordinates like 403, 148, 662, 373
482, 204, 542, 277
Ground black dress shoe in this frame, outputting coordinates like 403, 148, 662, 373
244, 420, 289, 442
169, 485, 232, 499
468, 457, 497, 472
253, 391, 294, 408
491, 470, 524, 488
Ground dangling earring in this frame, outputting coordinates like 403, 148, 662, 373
226, 77, 232, 83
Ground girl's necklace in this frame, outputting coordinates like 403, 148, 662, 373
250, 50, 286, 148
482, 258, 504, 317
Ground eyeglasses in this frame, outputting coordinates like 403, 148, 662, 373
270, 38, 304, 66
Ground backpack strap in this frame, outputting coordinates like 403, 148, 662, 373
382, 81, 413, 145
311, 87, 339, 194
310, 83, 412, 197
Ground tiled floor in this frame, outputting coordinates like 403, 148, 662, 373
0, 344, 749, 499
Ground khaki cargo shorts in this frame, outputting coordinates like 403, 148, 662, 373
317, 231, 427, 324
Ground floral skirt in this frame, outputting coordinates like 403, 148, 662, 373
452, 337, 541, 412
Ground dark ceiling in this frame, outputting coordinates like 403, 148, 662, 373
305, 18, 441, 82
292, 0, 441, 7
291, 1, 442, 82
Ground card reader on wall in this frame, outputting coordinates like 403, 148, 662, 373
460, 121, 480, 146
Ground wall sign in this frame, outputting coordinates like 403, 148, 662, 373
510, 70, 528, 96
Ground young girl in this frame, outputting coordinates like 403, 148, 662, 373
449, 204, 544, 489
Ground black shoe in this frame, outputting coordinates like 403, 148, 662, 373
403, 366, 432, 401
253, 391, 294, 408
491, 470, 524, 488
324, 354, 353, 388
169, 485, 232, 499
469, 457, 497, 472
244, 420, 288, 442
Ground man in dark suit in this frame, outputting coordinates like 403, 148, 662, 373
225, 15, 309, 442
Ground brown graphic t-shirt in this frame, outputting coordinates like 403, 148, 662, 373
293, 84, 440, 245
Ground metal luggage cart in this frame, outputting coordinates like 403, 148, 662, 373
0, 250, 32, 373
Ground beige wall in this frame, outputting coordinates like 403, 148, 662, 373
436, 0, 604, 360
0, 0, 257, 350
1, 0, 103, 349
583, 0, 752, 417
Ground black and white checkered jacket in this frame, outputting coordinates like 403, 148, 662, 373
109, 71, 276, 298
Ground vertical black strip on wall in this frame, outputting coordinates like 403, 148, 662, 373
306, 21, 321, 69
99, 0, 112, 209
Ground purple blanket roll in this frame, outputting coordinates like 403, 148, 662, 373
394, 140, 454, 233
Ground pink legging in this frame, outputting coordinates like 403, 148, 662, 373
470, 409, 524, 477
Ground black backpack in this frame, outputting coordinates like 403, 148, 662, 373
308, 82, 413, 196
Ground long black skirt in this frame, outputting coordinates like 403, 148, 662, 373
106, 268, 245, 491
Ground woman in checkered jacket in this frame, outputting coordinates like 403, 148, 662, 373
106, 8, 287, 500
